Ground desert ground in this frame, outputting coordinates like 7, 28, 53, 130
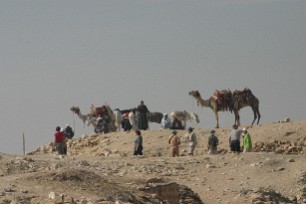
1, 119, 306, 204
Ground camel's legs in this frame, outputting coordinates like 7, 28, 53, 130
214, 111, 219, 128
256, 107, 261, 125
251, 106, 261, 125
251, 107, 257, 125
234, 110, 240, 126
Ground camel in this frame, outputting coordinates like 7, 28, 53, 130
148, 112, 163, 124
90, 104, 117, 132
189, 88, 260, 128
169, 111, 200, 129
71, 104, 117, 132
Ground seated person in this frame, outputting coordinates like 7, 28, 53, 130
161, 113, 171, 129
171, 118, 184, 130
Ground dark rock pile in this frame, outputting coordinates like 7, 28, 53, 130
250, 187, 296, 204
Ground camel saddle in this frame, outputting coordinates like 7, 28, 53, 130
212, 89, 233, 111
94, 105, 108, 116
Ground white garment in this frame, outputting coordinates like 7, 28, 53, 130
161, 117, 171, 129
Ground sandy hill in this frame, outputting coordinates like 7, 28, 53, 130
1, 120, 306, 204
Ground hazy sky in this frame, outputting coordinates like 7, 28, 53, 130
1, 0, 305, 154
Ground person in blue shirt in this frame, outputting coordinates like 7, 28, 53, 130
134, 129, 143, 156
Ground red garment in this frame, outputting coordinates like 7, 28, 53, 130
54, 131, 64, 143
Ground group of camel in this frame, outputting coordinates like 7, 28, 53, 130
70, 105, 200, 133
70, 88, 260, 133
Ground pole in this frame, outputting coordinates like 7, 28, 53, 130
23, 133, 25, 156
73, 112, 76, 134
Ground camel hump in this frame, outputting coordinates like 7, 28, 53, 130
233, 88, 257, 109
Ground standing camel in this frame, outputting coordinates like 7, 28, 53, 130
189, 89, 260, 128
90, 104, 117, 132
148, 112, 163, 124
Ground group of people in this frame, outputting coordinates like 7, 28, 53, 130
53, 124, 74, 155
94, 100, 186, 133
133, 127, 198, 157
55, 100, 252, 157
97, 100, 150, 133
229, 124, 253, 153
134, 124, 252, 157
161, 113, 184, 130
167, 127, 197, 157
54, 122, 252, 157
206, 124, 252, 155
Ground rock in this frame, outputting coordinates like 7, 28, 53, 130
287, 158, 295, 162
146, 177, 164, 184
277, 167, 285, 171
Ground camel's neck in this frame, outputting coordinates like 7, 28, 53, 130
76, 112, 84, 119
75, 111, 86, 123
195, 97, 212, 109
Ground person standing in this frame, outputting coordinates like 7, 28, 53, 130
242, 127, 252, 153
168, 130, 180, 157
229, 124, 242, 153
60, 127, 68, 155
133, 129, 143, 156
54, 126, 65, 155
207, 129, 219, 154
187, 127, 197, 156
136, 100, 149, 130
121, 113, 132, 132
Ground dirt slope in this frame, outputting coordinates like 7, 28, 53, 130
1, 120, 306, 204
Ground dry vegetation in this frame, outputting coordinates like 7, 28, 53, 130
1, 120, 306, 203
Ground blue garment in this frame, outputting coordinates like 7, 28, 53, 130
134, 135, 143, 155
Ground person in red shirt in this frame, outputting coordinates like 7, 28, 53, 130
54, 126, 65, 155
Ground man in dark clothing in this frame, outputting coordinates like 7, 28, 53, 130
136, 101, 149, 130
171, 118, 184, 130
64, 124, 74, 139
207, 129, 219, 154
121, 114, 132, 132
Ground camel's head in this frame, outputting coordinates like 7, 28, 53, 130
70, 106, 80, 114
189, 90, 201, 98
